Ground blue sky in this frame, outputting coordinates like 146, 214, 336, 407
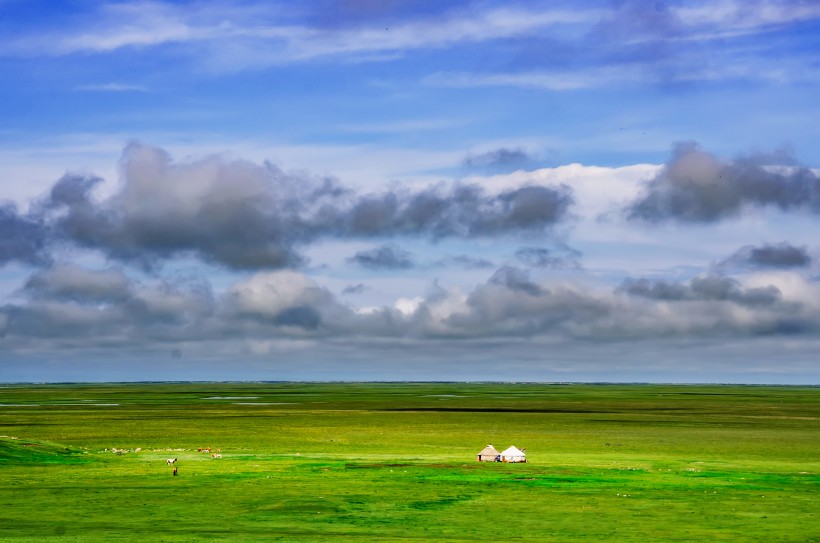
1, 0, 819, 383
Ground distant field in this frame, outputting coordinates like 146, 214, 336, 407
0, 382, 818, 542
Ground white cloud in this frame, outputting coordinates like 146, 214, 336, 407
462, 162, 659, 216
9, 2, 597, 68
424, 59, 813, 91
75, 83, 149, 92
270, 7, 594, 63
53, 1, 202, 53
393, 296, 423, 317
674, 0, 820, 32
741, 271, 820, 304
424, 67, 646, 91
227, 271, 331, 319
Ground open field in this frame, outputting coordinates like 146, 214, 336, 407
0, 382, 818, 542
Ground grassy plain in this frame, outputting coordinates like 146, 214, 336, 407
0, 382, 818, 542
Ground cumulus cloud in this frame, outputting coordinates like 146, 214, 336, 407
2, 143, 818, 369
225, 271, 335, 327
398, 268, 613, 339
2, 262, 820, 359
348, 243, 415, 270
42, 146, 311, 270
28, 143, 573, 270
0, 203, 51, 266
462, 147, 534, 172
127, 278, 214, 324
720, 242, 812, 270
626, 141, 820, 222
1, 266, 349, 344
406, 269, 814, 341
2, 265, 214, 341
616, 273, 815, 336
619, 275, 783, 307
515, 245, 581, 269
488, 266, 543, 296
24, 264, 132, 302
342, 283, 368, 295
433, 254, 494, 269
343, 182, 573, 238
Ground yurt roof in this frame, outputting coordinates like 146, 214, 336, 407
478, 444, 500, 455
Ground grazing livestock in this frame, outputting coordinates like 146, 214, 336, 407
211, 453, 222, 459
172, 467, 178, 476
166, 458, 177, 466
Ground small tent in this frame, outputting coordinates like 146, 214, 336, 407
500, 445, 526, 463
476, 444, 500, 462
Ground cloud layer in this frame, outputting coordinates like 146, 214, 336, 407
4, 261, 818, 354
17, 143, 573, 271
1, 140, 819, 382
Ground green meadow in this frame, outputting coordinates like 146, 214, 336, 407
0, 382, 818, 542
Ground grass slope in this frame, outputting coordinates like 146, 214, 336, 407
0, 436, 85, 464
0, 383, 817, 542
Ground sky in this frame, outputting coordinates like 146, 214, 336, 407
1, 0, 819, 383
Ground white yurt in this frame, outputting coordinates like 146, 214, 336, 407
476, 444, 501, 462
499, 445, 527, 463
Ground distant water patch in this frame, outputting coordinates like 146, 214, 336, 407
203, 396, 261, 400
233, 402, 294, 406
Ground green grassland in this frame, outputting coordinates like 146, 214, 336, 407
0, 382, 818, 542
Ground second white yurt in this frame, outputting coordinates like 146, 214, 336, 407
499, 445, 527, 463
